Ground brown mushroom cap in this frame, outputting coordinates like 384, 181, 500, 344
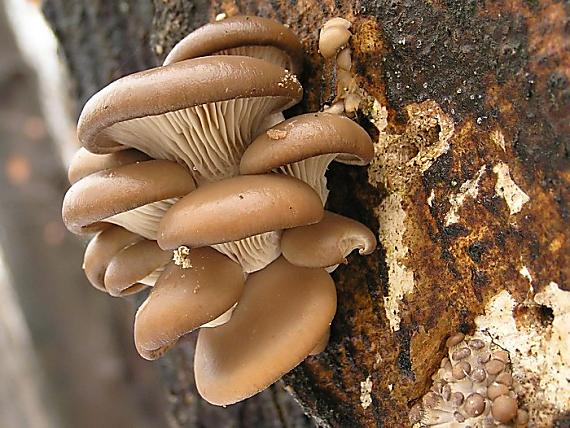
62, 160, 195, 235
67, 147, 150, 184
240, 112, 373, 174
194, 257, 336, 405
104, 239, 172, 297
281, 211, 377, 269
158, 174, 323, 250
78, 56, 302, 155
83, 225, 143, 292
163, 16, 303, 74
134, 248, 244, 360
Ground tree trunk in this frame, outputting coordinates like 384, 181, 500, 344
42, 0, 569, 427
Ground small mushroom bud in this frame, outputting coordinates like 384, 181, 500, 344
452, 347, 471, 361
468, 338, 485, 350
477, 350, 492, 364
464, 393, 485, 417
493, 349, 510, 363
471, 368, 487, 383
485, 359, 506, 375
491, 395, 518, 423
452, 361, 472, 380
446, 332, 465, 348
487, 383, 510, 400
495, 372, 513, 386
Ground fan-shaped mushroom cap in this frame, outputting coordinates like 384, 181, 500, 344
134, 248, 244, 360
62, 160, 195, 236
158, 174, 323, 250
104, 239, 171, 297
83, 225, 143, 292
240, 113, 373, 202
194, 257, 336, 405
78, 56, 302, 183
281, 211, 376, 269
163, 16, 303, 75
67, 147, 149, 184
241, 113, 373, 172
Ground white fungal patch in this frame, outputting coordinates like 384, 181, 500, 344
475, 287, 570, 426
444, 165, 486, 226
375, 194, 414, 331
427, 189, 435, 208
368, 98, 388, 133
173, 246, 192, 269
360, 375, 373, 409
493, 163, 530, 216
519, 264, 533, 291
491, 128, 506, 152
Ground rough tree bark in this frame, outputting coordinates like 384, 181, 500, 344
42, 0, 569, 427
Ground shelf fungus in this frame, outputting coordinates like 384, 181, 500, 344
409, 333, 529, 427
62, 15, 376, 405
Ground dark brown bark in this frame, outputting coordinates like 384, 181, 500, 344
42, 0, 569, 427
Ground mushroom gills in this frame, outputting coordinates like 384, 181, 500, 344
102, 97, 287, 183
138, 265, 165, 287
277, 153, 337, 204
212, 230, 282, 273
218, 46, 292, 71
106, 198, 178, 240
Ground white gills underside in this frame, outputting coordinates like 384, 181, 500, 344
106, 198, 179, 240
219, 46, 291, 72
139, 265, 166, 287
212, 231, 282, 273
103, 97, 283, 184
277, 154, 337, 205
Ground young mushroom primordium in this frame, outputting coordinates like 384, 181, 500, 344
61, 16, 377, 405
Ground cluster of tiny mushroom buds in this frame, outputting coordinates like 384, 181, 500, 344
409, 333, 528, 428
319, 18, 361, 115
61, 15, 377, 405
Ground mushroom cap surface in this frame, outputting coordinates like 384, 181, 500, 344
158, 174, 323, 249
194, 257, 336, 405
104, 239, 171, 297
78, 56, 302, 154
281, 211, 377, 268
239, 112, 373, 174
163, 16, 303, 74
83, 225, 143, 292
68, 147, 149, 184
134, 248, 244, 360
62, 160, 195, 235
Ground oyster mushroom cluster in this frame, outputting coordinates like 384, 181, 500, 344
410, 333, 529, 427
62, 16, 376, 405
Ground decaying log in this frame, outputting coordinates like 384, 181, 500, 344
42, 0, 569, 426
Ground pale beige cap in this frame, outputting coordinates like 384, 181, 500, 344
134, 248, 244, 360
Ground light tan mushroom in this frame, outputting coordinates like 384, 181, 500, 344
104, 239, 171, 297
318, 18, 351, 59
240, 112, 373, 203
163, 16, 303, 75
281, 211, 376, 270
67, 147, 149, 184
77, 56, 302, 184
83, 224, 143, 292
134, 248, 244, 360
158, 174, 324, 250
62, 160, 195, 238
194, 257, 336, 405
